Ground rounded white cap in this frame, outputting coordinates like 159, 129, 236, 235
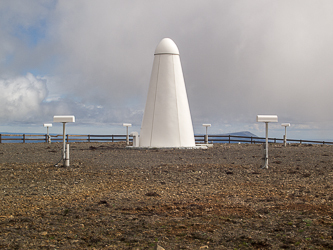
154, 38, 179, 55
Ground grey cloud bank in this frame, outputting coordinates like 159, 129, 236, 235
0, 74, 47, 121
1, 0, 333, 139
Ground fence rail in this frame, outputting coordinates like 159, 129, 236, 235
0, 133, 333, 145
0, 134, 129, 143
195, 135, 333, 145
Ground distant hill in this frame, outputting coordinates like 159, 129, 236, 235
220, 131, 258, 137
197, 131, 262, 143
196, 131, 260, 143
196, 131, 258, 137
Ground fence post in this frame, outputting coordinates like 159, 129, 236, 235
88, 135, 90, 142
45, 134, 48, 143
23, 134, 26, 143
112, 135, 114, 142
274, 138, 276, 143
66, 134, 69, 143
0, 134, 1, 143
229, 135, 231, 144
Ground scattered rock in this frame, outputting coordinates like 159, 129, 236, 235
1, 142, 333, 249
145, 192, 160, 197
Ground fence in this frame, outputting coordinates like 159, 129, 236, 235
0, 134, 128, 143
0, 133, 333, 145
195, 135, 333, 145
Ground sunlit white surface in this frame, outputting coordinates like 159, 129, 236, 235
140, 38, 195, 147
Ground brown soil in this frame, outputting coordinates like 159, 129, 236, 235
1, 142, 333, 249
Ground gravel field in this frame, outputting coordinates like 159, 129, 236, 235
1, 142, 333, 249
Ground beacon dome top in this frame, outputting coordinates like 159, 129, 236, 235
154, 38, 179, 55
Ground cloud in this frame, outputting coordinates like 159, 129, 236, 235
0, 73, 47, 122
0, 72, 144, 128
184, 0, 333, 125
1, 1, 333, 139
0, 1, 57, 75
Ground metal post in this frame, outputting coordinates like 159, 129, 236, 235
202, 124, 211, 144
284, 126, 287, 147
65, 143, 70, 167
43, 124, 53, 143
263, 122, 269, 169
53, 116, 74, 166
281, 123, 290, 147
47, 126, 51, 144
205, 126, 208, 144
257, 115, 278, 169
123, 123, 132, 145
63, 123, 66, 165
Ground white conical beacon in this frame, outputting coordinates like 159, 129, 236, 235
139, 38, 195, 147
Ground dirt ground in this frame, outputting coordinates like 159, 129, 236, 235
1, 142, 333, 249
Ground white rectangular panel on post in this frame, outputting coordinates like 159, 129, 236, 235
256, 115, 278, 123
44, 123, 52, 127
53, 116, 75, 123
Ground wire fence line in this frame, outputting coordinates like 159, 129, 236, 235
0, 134, 127, 143
0, 133, 332, 145
198, 134, 333, 145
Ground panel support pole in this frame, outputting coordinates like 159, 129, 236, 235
63, 122, 66, 165
263, 122, 269, 169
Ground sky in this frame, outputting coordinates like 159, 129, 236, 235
1, 0, 333, 140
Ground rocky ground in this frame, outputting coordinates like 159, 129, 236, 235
1, 142, 333, 249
